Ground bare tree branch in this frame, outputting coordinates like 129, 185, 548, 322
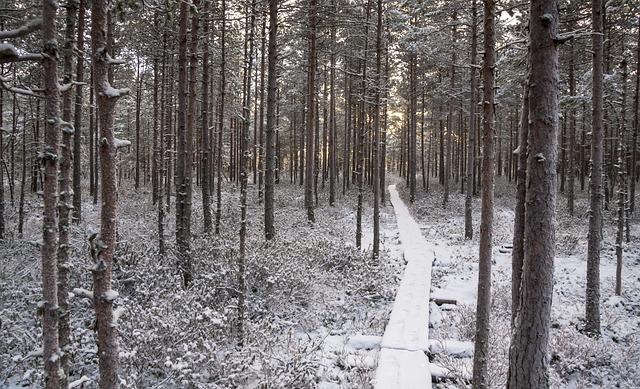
0, 18, 42, 39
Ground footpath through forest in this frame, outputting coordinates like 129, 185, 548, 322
374, 184, 435, 388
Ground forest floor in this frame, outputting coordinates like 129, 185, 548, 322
0, 181, 405, 388
399, 177, 640, 388
1, 177, 638, 388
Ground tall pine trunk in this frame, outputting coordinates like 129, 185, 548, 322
585, 0, 605, 336
201, 0, 212, 233
58, 2, 78, 386
215, 0, 227, 235
472, 1, 495, 386
72, 0, 85, 223
264, 0, 278, 240
91, 0, 128, 385
508, 1, 559, 386
41, 0, 62, 384
465, 0, 478, 240
305, 0, 317, 223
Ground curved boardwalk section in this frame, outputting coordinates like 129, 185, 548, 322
374, 184, 434, 389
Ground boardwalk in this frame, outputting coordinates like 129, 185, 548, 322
374, 184, 435, 389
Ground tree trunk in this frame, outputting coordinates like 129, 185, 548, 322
58, 2, 78, 386
567, 39, 576, 215
201, 0, 212, 233
258, 11, 266, 203
508, 1, 559, 386
615, 58, 628, 296
41, 0, 62, 385
264, 0, 278, 240
443, 12, 457, 208
305, 0, 317, 223
0, 74, 3, 240
631, 17, 639, 214
176, 0, 193, 287
585, 0, 604, 336
356, 1, 370, 248
408, 50, 417, 202
238, 0, 256, 346
72, 0, 85, 223
465, 0, 478, 240
329, 0, 337, 205
18, 104, 27, 237
511, 61, 530, 327
134, 62, 143, 190
91, 0, 127, 385
373, 0, 382, 259
472, 1, 495, 386
215, 0, 227, 235
158, 24, 167, 255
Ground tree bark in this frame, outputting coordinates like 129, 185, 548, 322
0, 72, 4, 240
585, 0, 604, 336
91, 0, 127, 385
511, 60, 530, 327
508, 1, 559, 386
176, 0, 194, 287
42, 0, 62, 386
58, 1, 78, 386
465, 0, 478, 240
356, 1, 370, 248
215, 0, 227, 235
615, 58, 628, 296
264, 0, 278, 240
329, 0, 337, 205
72, 0, 85, 223
305, 0, 317, 223
631, 17, 639, 214
443, 11, 457, 208
567, 39, 576, 215
373, 0, 382, 259
472, 1, 495, 386
201, 0, 212, 234
238, 0, 256, 345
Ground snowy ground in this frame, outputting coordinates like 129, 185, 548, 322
401, 178, 640, 388
0, 182, 404, 388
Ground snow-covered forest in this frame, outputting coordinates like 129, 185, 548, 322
0, 0, 639, 387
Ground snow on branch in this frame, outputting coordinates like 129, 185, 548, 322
106, 53, 126, 65
59, 80, 87, 93
0, 43, 42, 64
103, 289, 119, 302
99, 80, 130, 98
0, 18, 42, 39
72, 288, 94, 300
60, 120, 75, 134
69, 376, 91, 388
114, 138, 132, 148
0, 75, 44, 98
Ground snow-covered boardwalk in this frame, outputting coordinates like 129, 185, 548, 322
374, 184, 434, 389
